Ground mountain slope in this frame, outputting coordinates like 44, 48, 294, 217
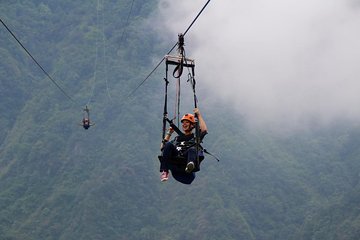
1, 1, 360, 240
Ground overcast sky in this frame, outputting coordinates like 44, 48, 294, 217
151, 0, 360, 130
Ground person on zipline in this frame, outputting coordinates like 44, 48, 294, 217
82, 118, 91, 130
81, 105, 94, 130
160, 108, 208, 184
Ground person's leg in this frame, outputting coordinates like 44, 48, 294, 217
185, 147, 197, 173
160, 142, 177, 171
160, 142, 177, 182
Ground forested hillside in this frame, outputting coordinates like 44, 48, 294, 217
1, 1, 360, 240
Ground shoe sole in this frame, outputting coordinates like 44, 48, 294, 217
185, 162, 195, 173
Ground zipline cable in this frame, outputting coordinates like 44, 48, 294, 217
102, 0, 112, 100
104, 0, 135, 101
119, 0, 135, 45
183, 0, 211, 36
127, 0, 211, 98
0, 18, 76, 103
86, 0, 102, 106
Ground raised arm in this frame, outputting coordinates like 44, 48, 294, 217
193, 108, 207, 134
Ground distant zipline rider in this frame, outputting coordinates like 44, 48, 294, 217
80, 106, 94, 130
159, 108, 208, 184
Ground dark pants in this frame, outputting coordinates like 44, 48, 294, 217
160, 142, 200, 184
160, 142, 198, 172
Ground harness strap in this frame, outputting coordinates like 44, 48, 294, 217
173, 140, 220, 162
203, 149, 220, 162
165, 117, 184, 136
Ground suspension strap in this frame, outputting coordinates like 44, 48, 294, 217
161, 34, 198, 147
175, 76, 181, 126
162, 58, 185, 140
162, 66, 170, 141
173, 34, 185, 79
186, 65, 201, 166
174, 34, 184, 125
84, 105, 90, 119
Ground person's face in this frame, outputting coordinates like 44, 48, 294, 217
181, 120, 193, 132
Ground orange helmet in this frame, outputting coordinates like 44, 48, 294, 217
181, 113, 195, 123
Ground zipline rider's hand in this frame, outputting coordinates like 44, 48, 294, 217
164, 127, 174, 142
193, 108, 208, 134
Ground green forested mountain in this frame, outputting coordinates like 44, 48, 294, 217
1, 1, 360, 240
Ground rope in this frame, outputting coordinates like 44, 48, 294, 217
86, 0, 101, 107
183, 0, 211, 36
100, 0, 112, 101
127, 0, 211, 98
95, 0, 136, 102
0, 18, 76, 103
119, 0, 135, 45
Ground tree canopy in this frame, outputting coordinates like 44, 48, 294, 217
1, 1, 360, 240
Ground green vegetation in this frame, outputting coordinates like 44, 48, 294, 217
1, 1, 360, 239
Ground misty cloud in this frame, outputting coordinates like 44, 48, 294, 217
152, 0, 360, 130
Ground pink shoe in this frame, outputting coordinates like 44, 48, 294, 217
160, 170, 169, 182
